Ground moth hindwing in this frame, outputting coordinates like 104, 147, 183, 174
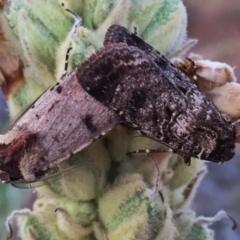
77, 24, 236, 164
0, 70, 120, 183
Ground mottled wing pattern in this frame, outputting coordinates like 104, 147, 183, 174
77, 26, 235, 162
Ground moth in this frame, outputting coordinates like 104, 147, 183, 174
0, 24, 236, 186
77, 25, 236, 165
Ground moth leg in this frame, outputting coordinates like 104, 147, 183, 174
128, 148, 191, 167
127, 148, 172, 156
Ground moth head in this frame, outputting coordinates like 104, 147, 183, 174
0, 129, 40, 182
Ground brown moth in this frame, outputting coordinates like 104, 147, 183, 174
0, 71, 119, 183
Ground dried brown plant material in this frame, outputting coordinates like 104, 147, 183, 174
172, 54, 236, 92
0, 42, 25, 99
0, 0, 5, 8
204, 82, 240, 119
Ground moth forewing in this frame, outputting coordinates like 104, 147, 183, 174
0, 70, 120, 183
